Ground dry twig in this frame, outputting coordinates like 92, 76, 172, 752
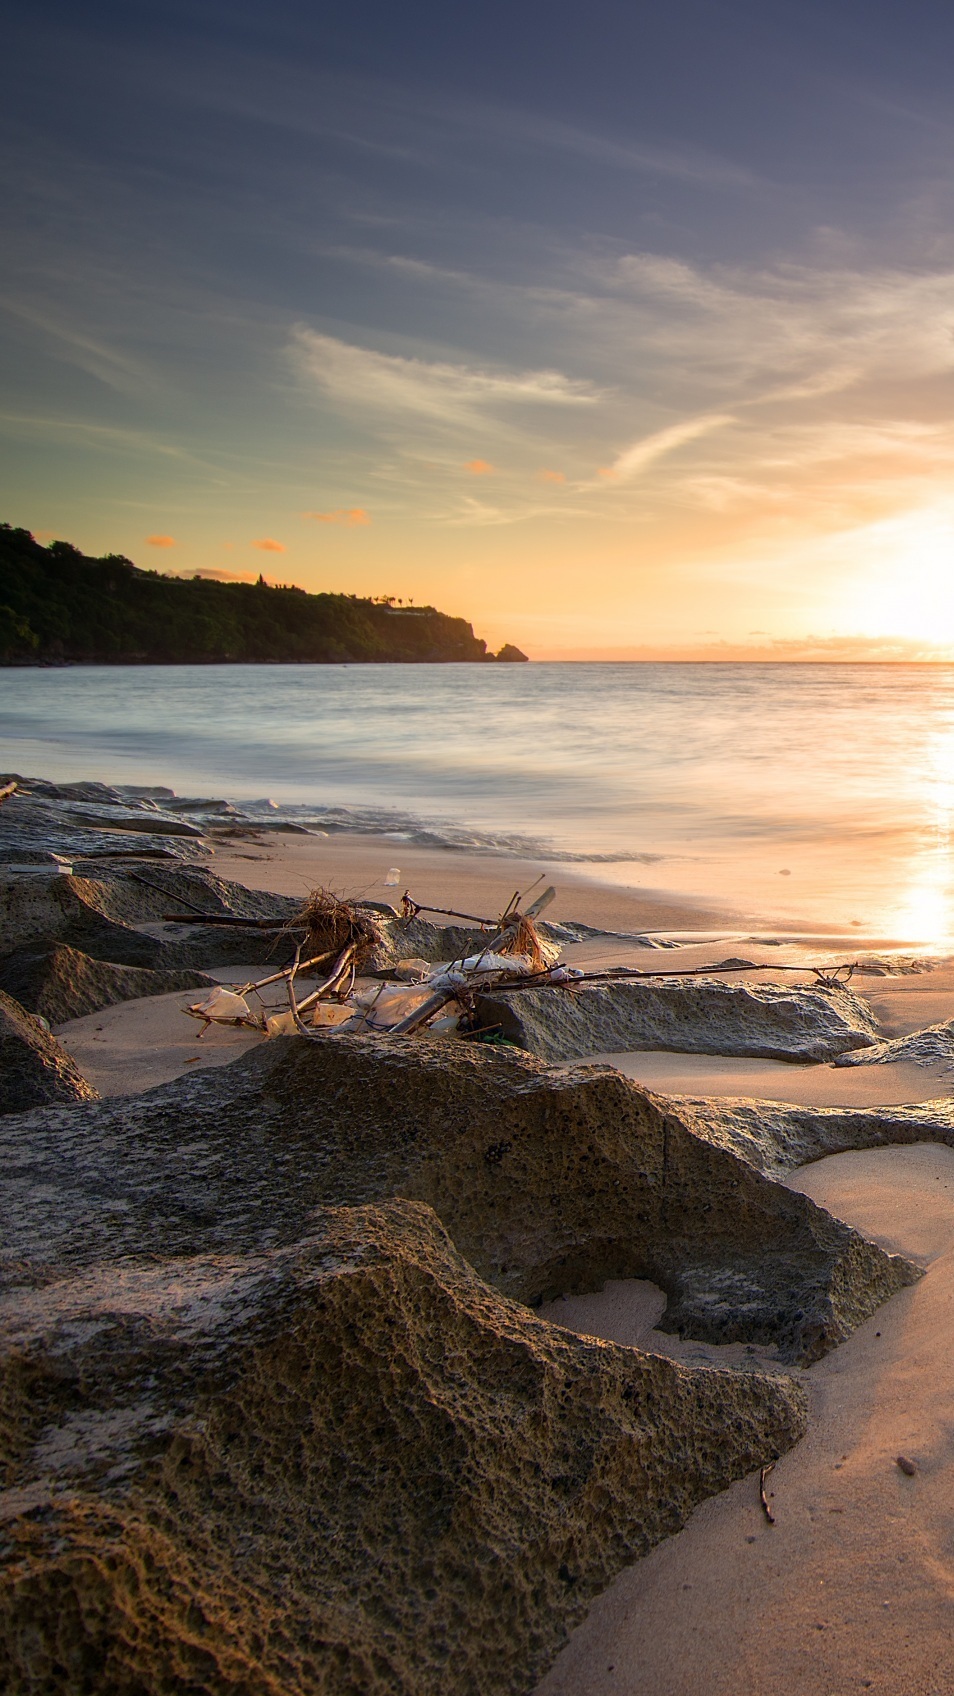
759, 1463, 776, 1524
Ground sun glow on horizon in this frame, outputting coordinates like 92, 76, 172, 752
832, 507, 954, 650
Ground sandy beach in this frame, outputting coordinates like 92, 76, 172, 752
209, 829, 760, 938
536, 1142, 954, 1696
26, 817, 954, 1693
56, 826, 954, 1104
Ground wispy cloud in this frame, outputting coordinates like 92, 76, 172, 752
146, 533, 177, 547
596, 414, 735, 483
292, 329, 600, 425
253, 537, 286, 552
303, 507, 371, 525
602, 250, 954, 400
0, 296, 160, 398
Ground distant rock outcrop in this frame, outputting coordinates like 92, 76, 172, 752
0, 988, 97, 1113
476, 977, 881, 1063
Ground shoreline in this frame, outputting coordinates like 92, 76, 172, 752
10, 772, 954, 1694
208, 827, 930, 952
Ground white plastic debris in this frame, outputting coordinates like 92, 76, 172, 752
310, 1002, 356, 1028
430, 952, 535, 986
427, 1012, 461, 1038
265, 1009, 300, 1038
392, 957, 431, 982
351, 982, 435, 1027
188, 986, 252, 1023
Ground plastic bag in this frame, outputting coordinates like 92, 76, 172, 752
351, 982, 435, 1027
430, 952, 535, 986
189, 986, 252, 1023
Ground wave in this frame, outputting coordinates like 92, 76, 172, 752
174, 794, 666, 864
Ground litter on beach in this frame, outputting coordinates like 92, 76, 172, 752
182, 883, 564, 1040
181, 881, 866, 1048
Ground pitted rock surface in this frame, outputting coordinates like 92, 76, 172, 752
0, 1200, 806, 1696
832, 1018, 954, 1068
0, 867, 301, 970
0, 788, 211, 864
1, 1035, 914, 1362
681, 1091, 954, 1178
0, 943, 214, 1024
476, 978, 881, 1063
0, 989, 97, 1113
0, 869, 590, 979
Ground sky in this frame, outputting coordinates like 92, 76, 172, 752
6, 1, 954, 656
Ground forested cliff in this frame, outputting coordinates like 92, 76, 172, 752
0, 526, 526, 665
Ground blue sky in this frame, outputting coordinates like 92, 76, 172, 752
6, 0, 954, 652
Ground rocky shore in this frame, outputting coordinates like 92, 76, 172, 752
3, 775, 954, 1693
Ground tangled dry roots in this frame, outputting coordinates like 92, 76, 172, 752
498, 915, 558, 973
296, 888, 380, 968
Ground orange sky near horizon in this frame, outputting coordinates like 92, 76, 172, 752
11, 3, 954, 662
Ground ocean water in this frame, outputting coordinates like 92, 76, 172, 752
3, 661, 954, 940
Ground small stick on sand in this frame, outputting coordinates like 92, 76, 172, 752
759, 1463, 776, 1524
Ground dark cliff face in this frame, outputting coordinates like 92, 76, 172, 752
0, 525, 500, 664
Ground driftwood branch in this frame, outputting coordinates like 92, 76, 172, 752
162, 912, 289, 929
484, 961, 860, 993
759, 1463, 776, 1524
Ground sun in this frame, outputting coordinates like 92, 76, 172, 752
839, 508, 954, 647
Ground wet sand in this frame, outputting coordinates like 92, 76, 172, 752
536, 1143, 954, 1696
209, 830, 839, 941
595, 1050, 954, 1108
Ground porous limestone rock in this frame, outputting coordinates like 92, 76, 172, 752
832, 1019, 954, 1068
0, 1200, 806, 1696
681, 1090, 954, 1179
0, 943, 214, 1025
0, 867, 301, 970
0, 989, 97, 1113
1, 1035, 913, 1363
476, 978, 881, 1064
0, 789, 211, 863
0, 869, 586, 979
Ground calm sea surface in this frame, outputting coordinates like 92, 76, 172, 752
3, 662, 954, 940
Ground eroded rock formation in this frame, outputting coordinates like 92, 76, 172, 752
0, 942, 214, 1024
0, 1199, 805, 1696
1, 1036, 913, 1362
2, 1019, 928, 1693
682, 1089, 954, 1177
476, 978, 881, 1063
832, 1018, 954, 1068
0, 988, 98, 1113
0, 866, 301, 970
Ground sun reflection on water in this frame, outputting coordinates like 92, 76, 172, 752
894, 720, 954, 946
